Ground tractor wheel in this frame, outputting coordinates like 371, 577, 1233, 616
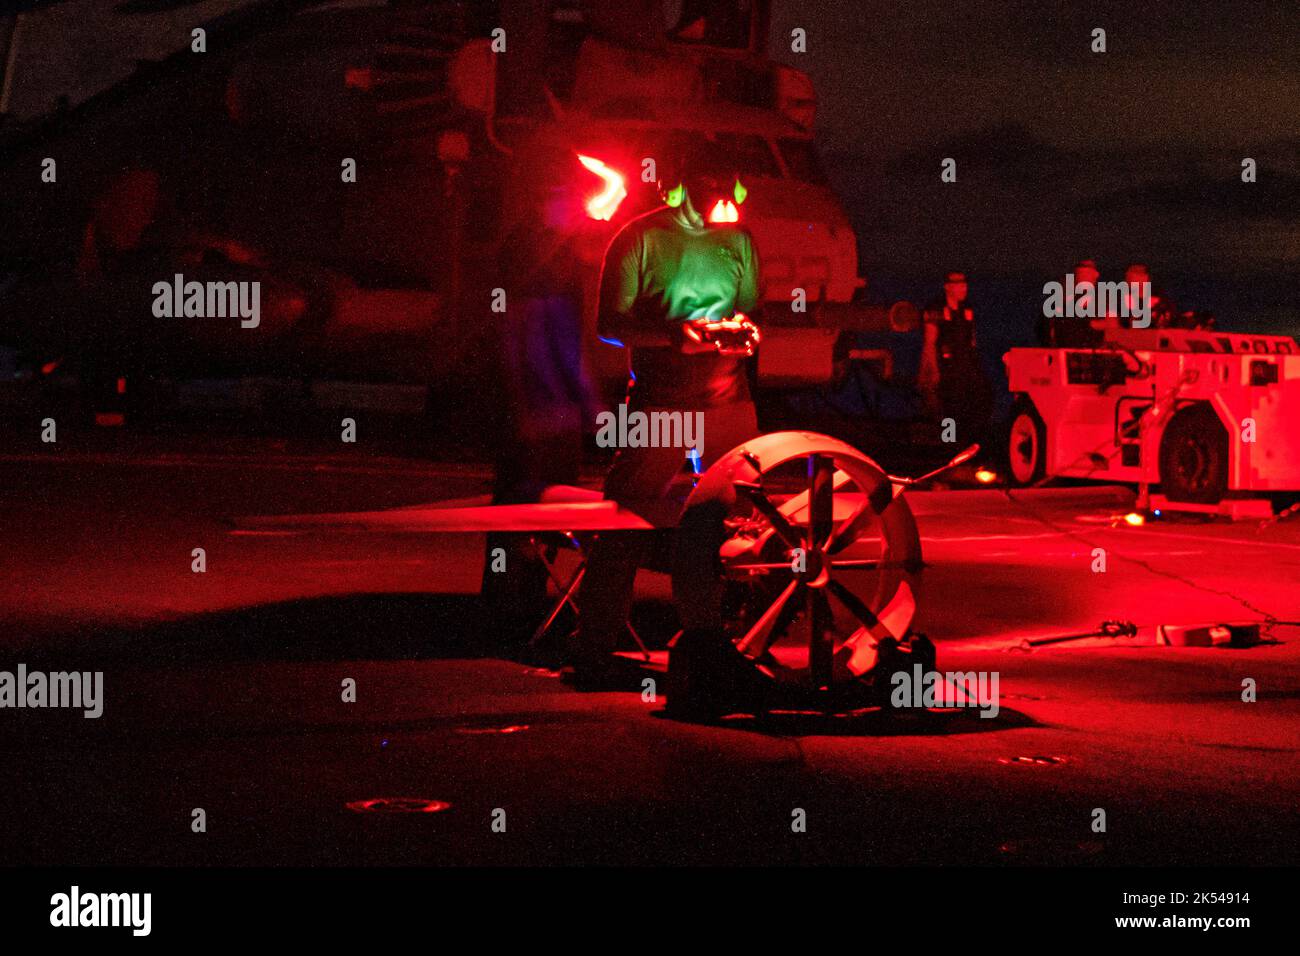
669, 432, 923, 717
1159, 405, 1229, 504
1006, 398, 1047, 486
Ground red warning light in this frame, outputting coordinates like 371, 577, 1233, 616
576, 154, 627, 221
345, 797, 451, 813
707, 199, 739, 223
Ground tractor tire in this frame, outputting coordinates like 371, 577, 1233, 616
1006, 398, 1047, 486
1159, 404, 1229, 505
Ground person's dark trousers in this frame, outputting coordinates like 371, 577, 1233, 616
574, 400, 759, 674
939, 355, 993, 451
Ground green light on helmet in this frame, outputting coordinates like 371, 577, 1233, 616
665, 183, 685, 207
733, 178, 747, 205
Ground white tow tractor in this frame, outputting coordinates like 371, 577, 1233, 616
1002, 327, 1300, 516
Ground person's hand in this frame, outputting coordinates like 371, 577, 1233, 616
727, 313, 762, 356
677, 320, 718, 354
681, 313, 761, 356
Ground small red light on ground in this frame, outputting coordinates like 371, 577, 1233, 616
94, 413, 125, 427
455, 723, 530, 735
116, 377, 127, 395
344, 67, 372, 91
346, 797, 451, 814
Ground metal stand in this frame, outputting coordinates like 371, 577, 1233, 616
525, 532, 651, 661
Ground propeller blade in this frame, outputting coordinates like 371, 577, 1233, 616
736, 578, 803, 658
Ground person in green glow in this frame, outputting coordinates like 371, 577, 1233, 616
571, 144, 762, 689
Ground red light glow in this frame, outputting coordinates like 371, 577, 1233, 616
345, 797, 451, 813
708, 199, 739, 223
576, 154, 627, 221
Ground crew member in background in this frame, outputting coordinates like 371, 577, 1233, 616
1094, 261, 1152, 336
1074, 258, 1100, 325
1041, 258, 1103, 347
919, 271, 991, 448
481, 146, 602, 642
571, 144, 761, 688
1121, 262, 1181, 329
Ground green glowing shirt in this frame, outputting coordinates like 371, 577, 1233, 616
598, 206, 759, 408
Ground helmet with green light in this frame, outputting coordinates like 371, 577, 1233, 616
657, 143, 748, 225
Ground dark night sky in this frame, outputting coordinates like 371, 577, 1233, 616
7, 0, 1298, 330
766, 0, 1300, 333
771, 0, 1300, 154
15, 1, 1297, 157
